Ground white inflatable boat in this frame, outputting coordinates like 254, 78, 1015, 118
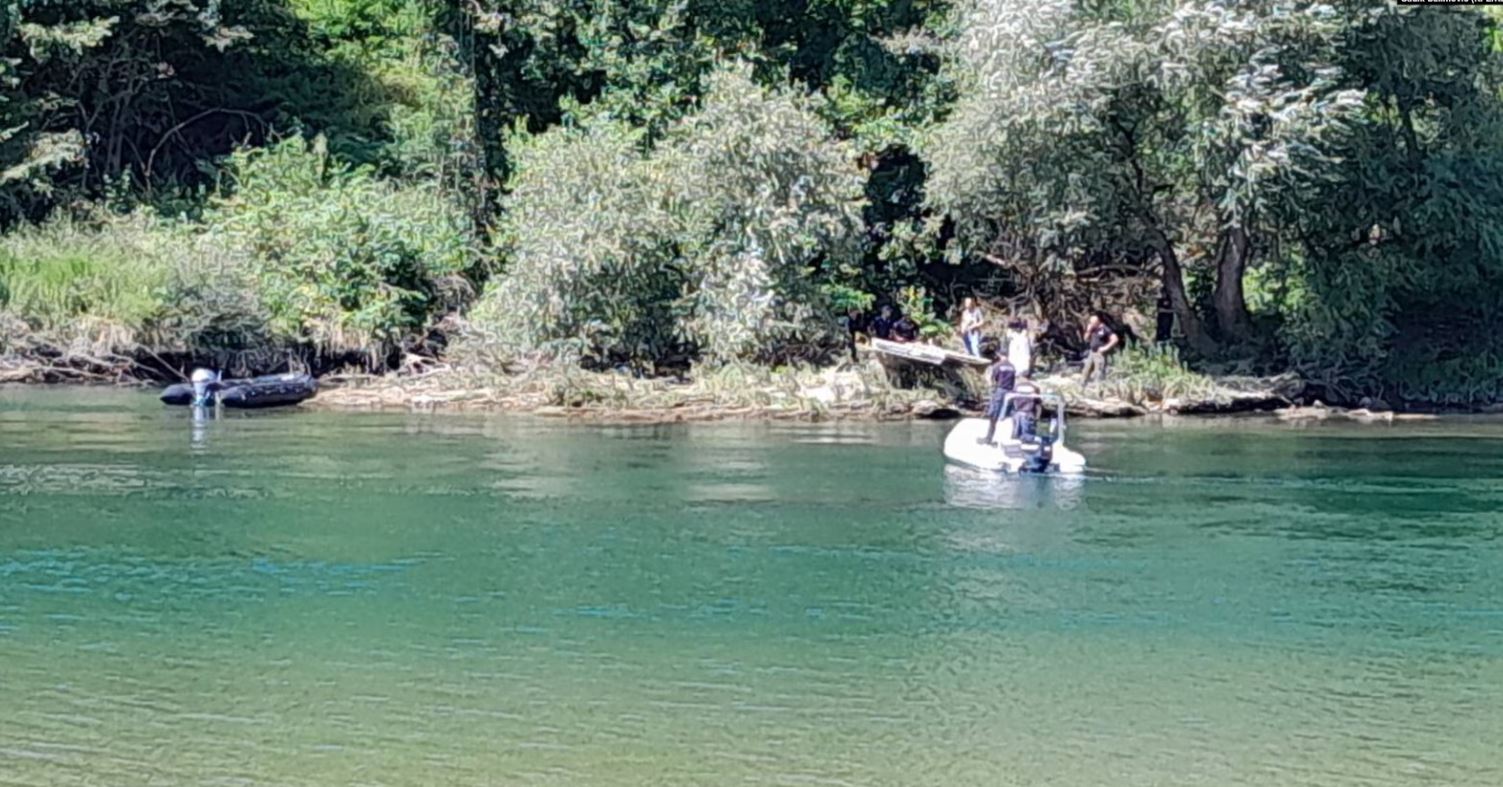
942, 390, 1086, 475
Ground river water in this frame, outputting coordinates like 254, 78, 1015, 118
1, 388, 1500, 786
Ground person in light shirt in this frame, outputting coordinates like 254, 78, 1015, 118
1006, 318, 1033, 378
958, 297, 985, 357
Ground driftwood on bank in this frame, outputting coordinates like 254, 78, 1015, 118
0, 350, 143, 384
869, 338, 989, 370
304, 358, 1312, 424
1158, 373, 1305, 415
1276, 401, 1438, 424
1025, 372, 1302, 419
310, 361, 952, 423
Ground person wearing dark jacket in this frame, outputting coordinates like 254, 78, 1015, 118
1155, 290, 1175, 343
892, 315, 918, 343
978, 349, 1017, 445
870, 305, 895, 341
1081, 312, 1119, 384
841, 307, 865, 362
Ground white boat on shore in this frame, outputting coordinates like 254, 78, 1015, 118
942, 390, 1086, 475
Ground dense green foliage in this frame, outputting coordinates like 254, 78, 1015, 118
209, 136, 475, 361
1278, 6, 1503, 403
2, 0, 1502, 404
927, 0, 1503, 403
464, 67, 863, 369
0, 213, 264, 357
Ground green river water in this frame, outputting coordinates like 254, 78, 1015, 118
1, 387, 1501, 786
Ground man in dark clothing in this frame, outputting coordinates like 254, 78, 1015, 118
979, 349, 1017, 445
1155, 290, 1175, 343
841, 307, 864, 362
892, 315, 918, 343
1081, 312, 1119, 384
870, 306, 895, 341
1012, 393, 1040, 441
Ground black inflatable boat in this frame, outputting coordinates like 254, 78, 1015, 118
161, 373, 317, 409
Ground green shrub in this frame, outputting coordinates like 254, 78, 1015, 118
661, 66, 866, 363
895, 285, 950, 340
206, 135, 476, 360
1101, 342, 1216, 403
461, 120, 678, 369
460, 65, 865, 370
0, 213, 264, 355
0, 224, 166, 336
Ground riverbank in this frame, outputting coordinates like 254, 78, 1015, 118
311, 361, 954, 422
305, 359, 1308, 423
9, 338, 1451, 424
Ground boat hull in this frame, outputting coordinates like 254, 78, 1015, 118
942, 418, 1086, 475
160, 373, 317, 409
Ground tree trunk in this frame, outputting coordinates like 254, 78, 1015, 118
452, 5, 508, 236
1155, 235, 1218, 358
1212, 224, 1254, 343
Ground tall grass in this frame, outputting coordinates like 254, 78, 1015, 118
0, 218, 170, 348
1099, 342, 1216, 403
0, 139, 475, 368
0, 213, 266, 356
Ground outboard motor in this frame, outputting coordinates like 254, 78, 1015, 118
190, 368, 220, 407
1016, 413, 1056, 474
1018, 442, 1052, 473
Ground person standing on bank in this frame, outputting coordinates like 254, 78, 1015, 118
892, 312, 919, 343
1155, 289, 1175, 344
959, 297, 985, 357
978, 348, 1017, 446
870, 305, 895, 341
841, 307, 865, 363
1006, 318, 1034, 378
1081, 312, 1119, 385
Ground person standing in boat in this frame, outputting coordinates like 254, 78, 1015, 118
959, 297, 985, 357
1081, 312, 1119, 385
978, 347, 1017, 446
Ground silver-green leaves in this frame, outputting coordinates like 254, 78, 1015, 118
463, 65, 864, 369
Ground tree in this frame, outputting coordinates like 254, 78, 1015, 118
462, 65, 865, 368
0, 0, 401, 225
927, 0, 1363, 355
447, 0, 947, 231
1280, 5, 1503, 402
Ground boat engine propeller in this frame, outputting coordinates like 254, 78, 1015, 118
1018, 441, 1054, 474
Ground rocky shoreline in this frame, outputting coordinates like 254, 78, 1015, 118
3, 352, 1465, 424
305, 364, 1308, 423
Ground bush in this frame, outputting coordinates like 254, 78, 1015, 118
460, 120, 679, 369
206, 135, 476, 362
0, 221, 166, 340
1, 134, 481, 368
461, 65, 865, 370
664, 66, 866, 362
0, 212, 264, 355
895, 285, 950, 340
1100, 342, 1216, 404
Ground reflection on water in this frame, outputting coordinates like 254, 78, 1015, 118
189, 403, 211, 451
941, 464, 1085, 511
2, 389, 1503, 786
